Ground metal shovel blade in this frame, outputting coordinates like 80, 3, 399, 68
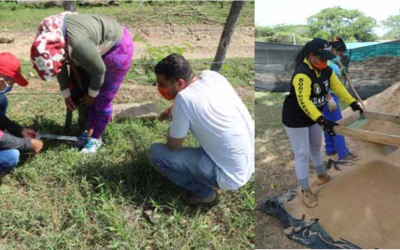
37, 133, 79, 142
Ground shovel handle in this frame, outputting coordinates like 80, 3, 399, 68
337, 61, 366, 111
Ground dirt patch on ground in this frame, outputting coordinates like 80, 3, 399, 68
11, 78, 252, 107
254, 101, 306, 249
0, 25, 254, 61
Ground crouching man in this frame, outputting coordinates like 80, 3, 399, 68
149, 54, 254, 206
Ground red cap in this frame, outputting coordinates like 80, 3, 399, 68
0, 53, 29, 86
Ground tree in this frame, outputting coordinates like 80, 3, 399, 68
255, 24, 312, 45
256, 31, 312, 45
63, 1, 77, 12
255, 25, 274, 38
381, 10, 400, 39
307, 6, 378, 42
272, 24, 311, 38
211, 1, 245, 72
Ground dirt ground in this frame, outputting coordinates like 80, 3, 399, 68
0, 25, 255, 61
13, 78, 254, 107
255, 135, 307, 249
254, 94, 306, 249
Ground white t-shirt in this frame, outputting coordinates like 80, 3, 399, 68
169, 70, 255, 190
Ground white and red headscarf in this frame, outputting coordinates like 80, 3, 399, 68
30, 12, 71, 81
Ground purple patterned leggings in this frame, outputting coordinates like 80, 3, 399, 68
88, 27, 134, 139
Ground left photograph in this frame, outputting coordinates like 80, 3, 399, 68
0, 0, 255, 248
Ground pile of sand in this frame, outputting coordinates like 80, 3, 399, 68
343, 82, 400, 117
315, 161, 400, 248
284, 161, 400, 248
283, 82, 400, 248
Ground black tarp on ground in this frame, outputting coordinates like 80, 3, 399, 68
257, 188, 361, 249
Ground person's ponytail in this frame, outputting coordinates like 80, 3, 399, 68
295, 42, 311, 68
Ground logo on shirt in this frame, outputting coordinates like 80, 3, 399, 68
323, 80, 329, 92
313, 83, 321, 95
312, 95, 327, 107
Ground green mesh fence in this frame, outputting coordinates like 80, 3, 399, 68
345, 40, 400, 61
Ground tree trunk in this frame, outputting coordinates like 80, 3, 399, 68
211, 1, 245, 72
63, 0, 77, 12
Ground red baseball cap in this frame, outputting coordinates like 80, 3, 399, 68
0, 53, 29, 86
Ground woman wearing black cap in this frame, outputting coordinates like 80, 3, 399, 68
282, 38, 363, 208
323, 37, 359, 161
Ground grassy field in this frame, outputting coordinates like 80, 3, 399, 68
1, 60, 254, 249
0, 1, 255, 31
0, 2, 255, 249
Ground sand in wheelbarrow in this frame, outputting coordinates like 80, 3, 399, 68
345, 116, 400, 135
361, 119, 400, 135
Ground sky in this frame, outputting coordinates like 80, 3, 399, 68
255, 0, 400, 37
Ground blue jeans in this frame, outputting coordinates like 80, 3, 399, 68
0, 94, 19, 173
149, 143, 219, 200
322, 93, 349, 160
0, 149, 19, 174
0, 94, 8, 115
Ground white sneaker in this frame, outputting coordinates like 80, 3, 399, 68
80, 137, 102, 154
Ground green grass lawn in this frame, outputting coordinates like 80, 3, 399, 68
0, 58, 254, 249
126, 58, 255, 88
0, 1, 254, 32
20, 58, 254, 87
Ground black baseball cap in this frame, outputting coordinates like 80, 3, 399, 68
330, 37, 347, 52
308, 38, 336, 60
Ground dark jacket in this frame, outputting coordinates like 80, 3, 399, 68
0, 114, 32, 151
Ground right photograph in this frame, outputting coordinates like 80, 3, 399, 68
255, 0, 400, 249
